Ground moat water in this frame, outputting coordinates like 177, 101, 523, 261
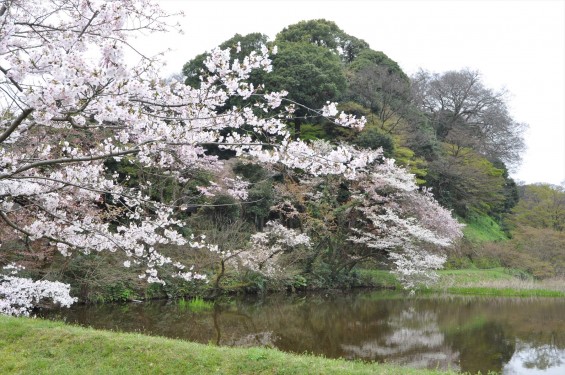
41, 290, 565, 374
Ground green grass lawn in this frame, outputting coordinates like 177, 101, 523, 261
0, 316, 456, 375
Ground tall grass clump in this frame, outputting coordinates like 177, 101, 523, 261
178, 296, 213, 312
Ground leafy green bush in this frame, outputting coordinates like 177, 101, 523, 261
353, 127, 395, 157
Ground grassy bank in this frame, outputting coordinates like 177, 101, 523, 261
361, 267, 565, 297
0, 316, 455, 375
433, 268, 565, 296
461, 214, 508, 243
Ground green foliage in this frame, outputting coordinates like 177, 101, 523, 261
444, 255, 502, 270
288, 274, 308, 290
472, 184, 565, 279
40, 252, 140, 303
289, 121, 356, 143
427, 147, 506, 217
353, 127, 395, 157
346, 50, 411, 133
178, 297, 213, 312
402, 114, 440, 160
431, 268, 565, 296
336, 101, 371, 118
233, 161, 268, 183
240, 272, 269, 294
510, 183, 565, 231
293, 176, 370, 283
437, 268, 516, 284
267, 41, 346, 117
243, 182, 274, 230
443, 256, 475, 270
491, 160, 520, 216
13, 20, 531, 302
483, 226, 565, 278
276, 19, 369, 63
39, 246, 214, 303
357, 267, 565, 297
298, 123, 329, 141
232, 163, 275, 230
93, 282, 137, 303
349, 48, 408, 81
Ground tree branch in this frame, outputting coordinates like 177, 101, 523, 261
77, 10, 100, 39
0, 108, 34, 144
0, 209, 85, 251
0, 147, 140, 179
0, 65, 24, 92
0, 210, 33, 237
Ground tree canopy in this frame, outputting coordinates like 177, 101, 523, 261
276, 19, 369, 63
511, 184, 565, 231
411, 69, 526, 168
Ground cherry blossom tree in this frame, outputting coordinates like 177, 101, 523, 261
348, 160, 464, 288
0, 0, 372, 315
0, 0, 464, 315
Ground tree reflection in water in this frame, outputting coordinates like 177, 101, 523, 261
504, 341, 565, 375
341, 307, 460, 371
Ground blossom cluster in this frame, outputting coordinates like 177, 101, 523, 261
233, 221, 311, 277
0, 264, 76, 316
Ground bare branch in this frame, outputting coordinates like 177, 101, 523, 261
0, 147, 139, 179
0, 108, 34, 144
0, 210, 33, 237
77, 10, 100, 39
0, 66, 24, 92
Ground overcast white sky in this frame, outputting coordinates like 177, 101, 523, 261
142, 0, 565, 185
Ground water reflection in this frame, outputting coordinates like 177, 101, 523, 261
341, 307, 459, 371
40, 291, 565, 374
504, 341, 565, 375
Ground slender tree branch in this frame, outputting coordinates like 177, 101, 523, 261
0, 66, 24, 92
0, 208, 89, 251
0, 210, 33, 237
77, 10, 100, 39
0, 108, 34, 144
0, 147, 140, 179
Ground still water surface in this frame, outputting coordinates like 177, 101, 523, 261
41, 291, 565, 374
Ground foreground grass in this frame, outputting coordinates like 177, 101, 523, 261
361, 267, 565, 297
0, 316, 456, 375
